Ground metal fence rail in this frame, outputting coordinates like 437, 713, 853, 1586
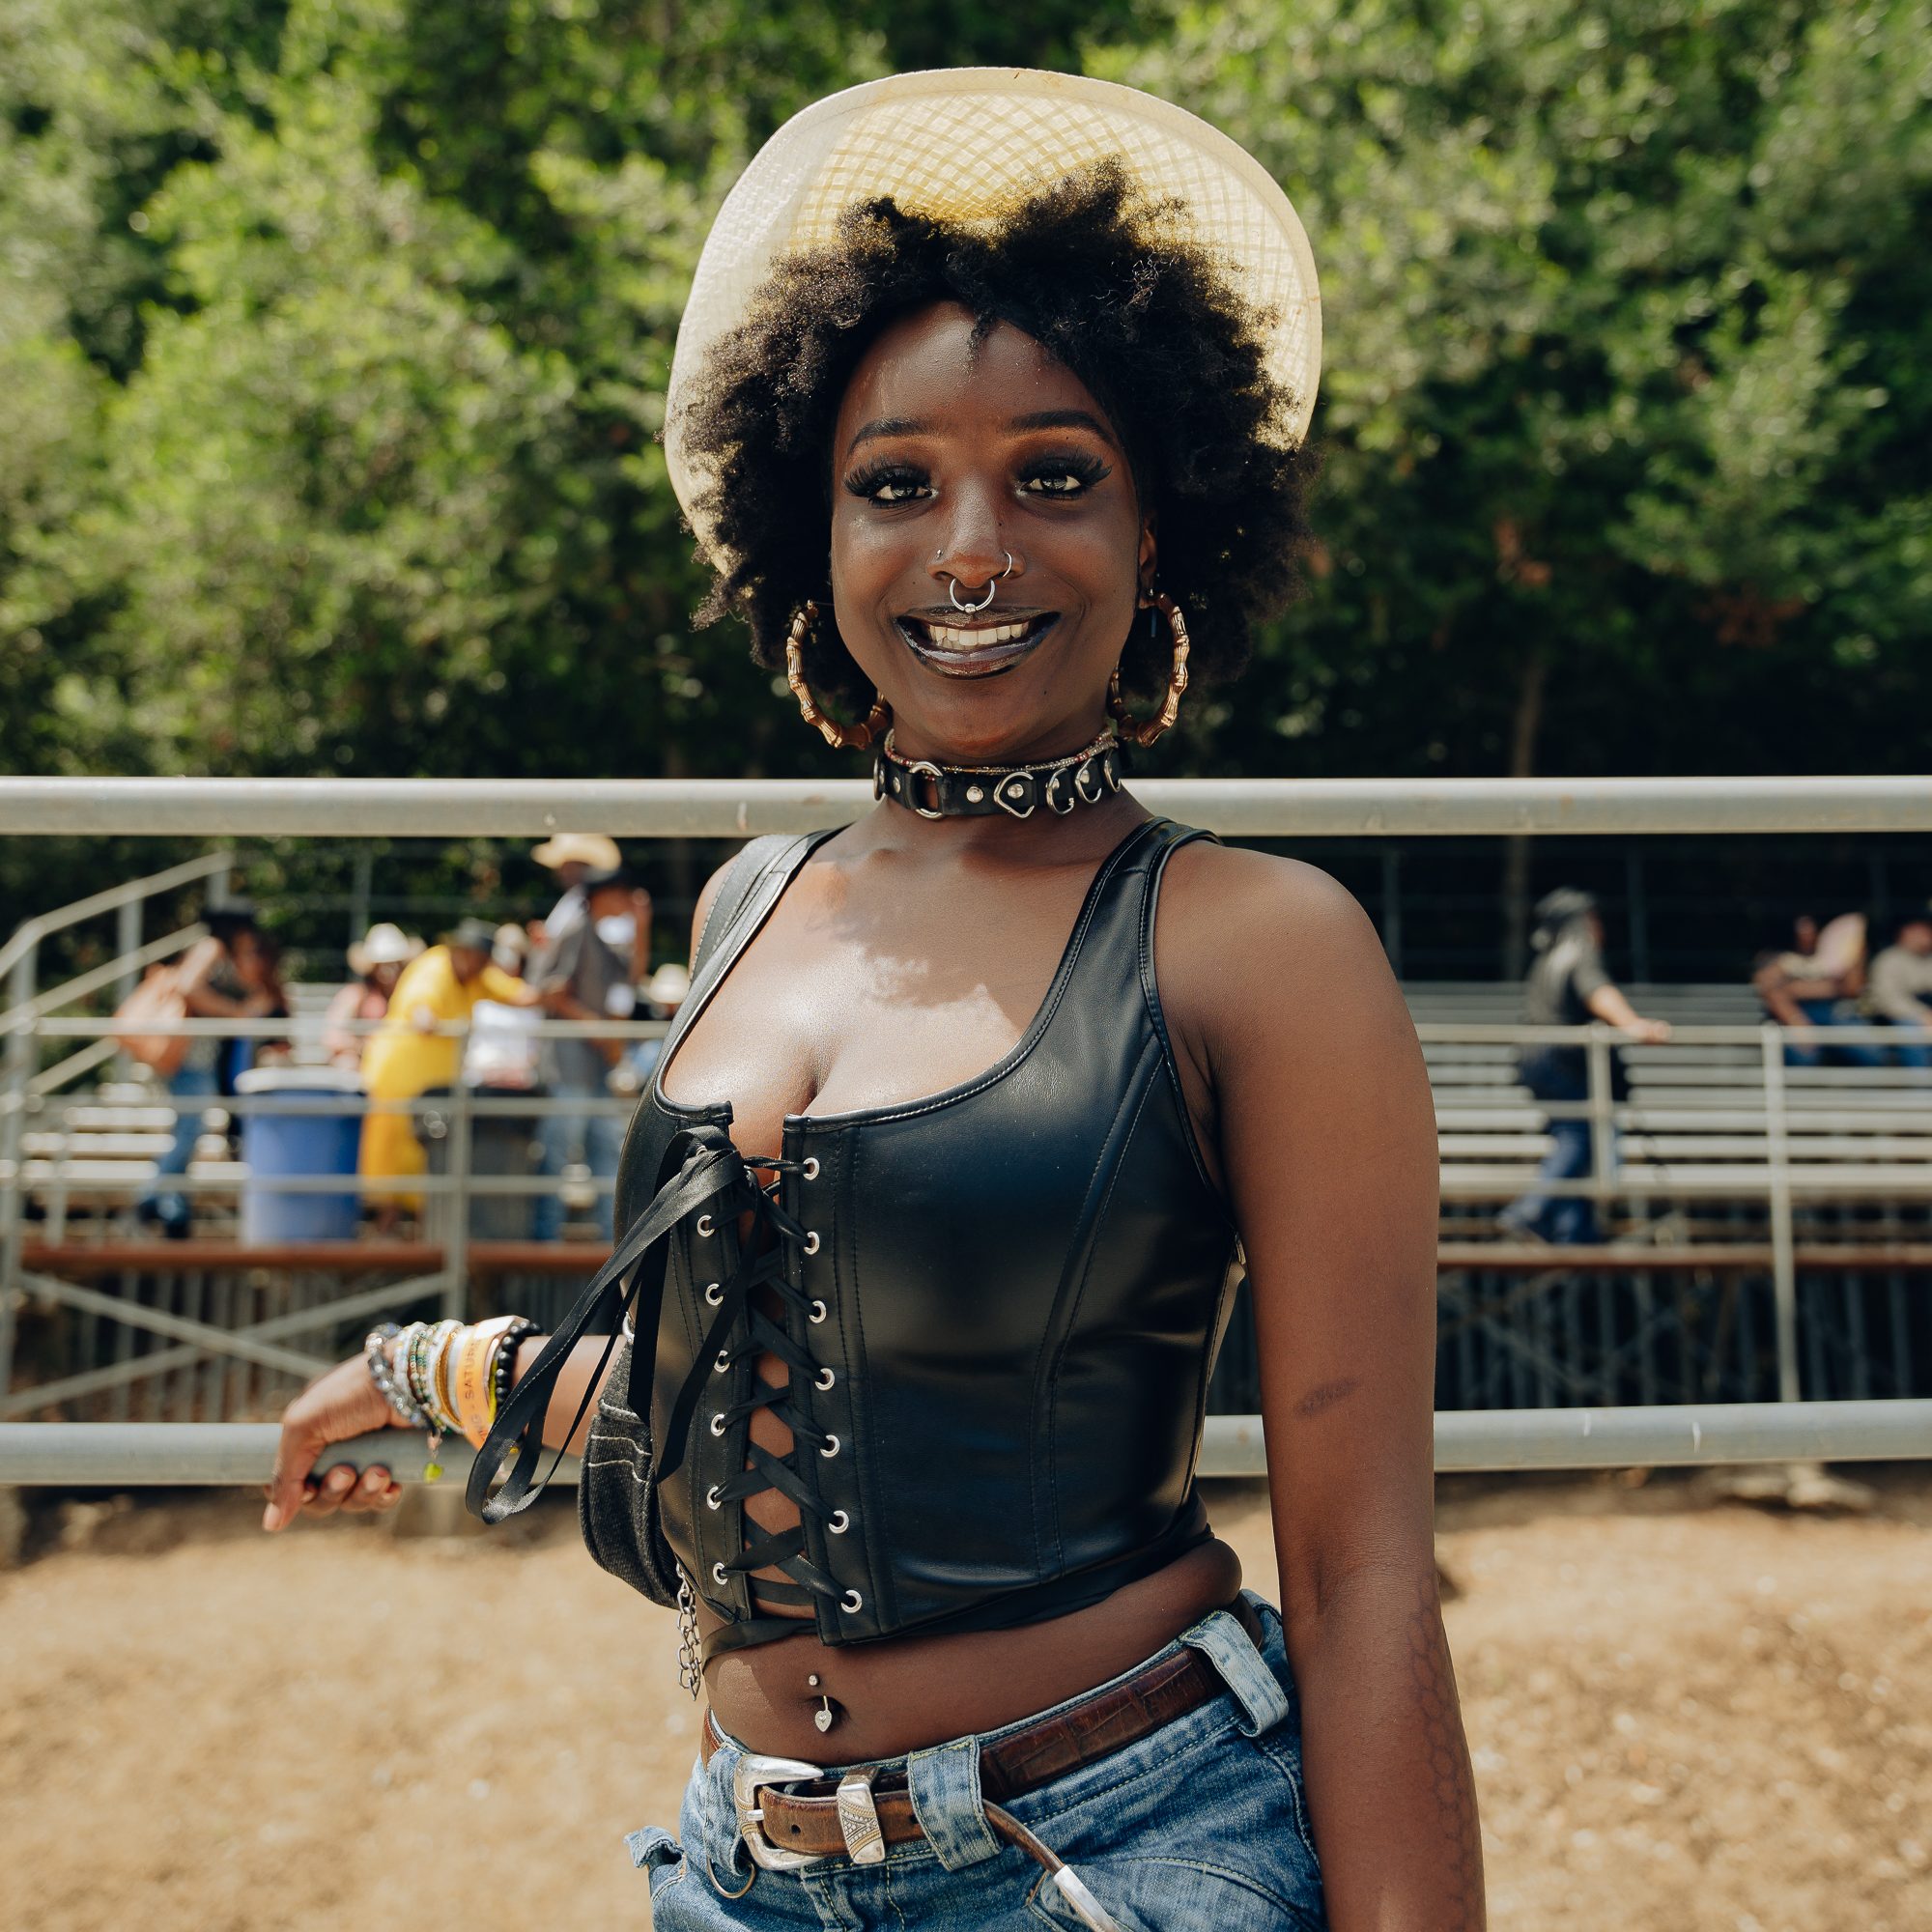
5, 775, 1929, 1469
2, 774, 1929, 838
2, 1401, 1927, 1487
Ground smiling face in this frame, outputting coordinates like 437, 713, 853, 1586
829, 302, 1154, 765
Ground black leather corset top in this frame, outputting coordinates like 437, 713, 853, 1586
494, 816, 1239, 1659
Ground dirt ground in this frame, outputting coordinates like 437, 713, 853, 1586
2, 1470, 1928, 1932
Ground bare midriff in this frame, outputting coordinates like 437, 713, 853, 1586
697, 1537, 1243, 1763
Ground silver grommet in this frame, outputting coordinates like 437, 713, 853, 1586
696, 1214, 715, 1237
704, 1282, 723, 1306
828, 1510, 850, 1534
810, 1299, 828, 1323
715, 1350, 731, 1373
814, 1367, 836, 1391
819, 1434, 840, 1459
706, 1486, 723, 1510
709, 1412, 727, 1437
713, 1562, 729, 1586
803, 1231, 821, 1256
802, 1157, 820, 1180
840, 1589, 864, 1613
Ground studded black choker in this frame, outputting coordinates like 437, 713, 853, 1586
873, 729, 1124, 820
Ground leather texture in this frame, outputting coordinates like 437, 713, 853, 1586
698, 1597, 1266, 1861
872, 733, 1123, 819
603, 816, 1239, 1655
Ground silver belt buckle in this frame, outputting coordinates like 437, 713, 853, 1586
731, 1751, 826, 1871
836, 1768, 886, 1864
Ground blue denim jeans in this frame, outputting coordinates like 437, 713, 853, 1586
138, 1065, 218, 1231
532, 1081, 623, 1242
1784, 997, 1888, 1068
1503, 1065, 1611, 1245
627, 1593, 1326, 1930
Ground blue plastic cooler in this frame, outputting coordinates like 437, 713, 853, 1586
234, 1065, 364, 1241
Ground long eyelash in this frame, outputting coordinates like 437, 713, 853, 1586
842, 460, 927, 499
1023, 452, 1111, 491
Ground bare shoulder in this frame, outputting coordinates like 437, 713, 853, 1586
1155, 839, 1402, 1059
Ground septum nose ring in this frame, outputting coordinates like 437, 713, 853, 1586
947, 551, 1015, 614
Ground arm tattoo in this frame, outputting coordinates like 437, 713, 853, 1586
1406, 1572, 1486, 1928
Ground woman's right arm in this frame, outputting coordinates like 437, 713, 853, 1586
262, 1331, 625, 1531
265, 860, 737, 1534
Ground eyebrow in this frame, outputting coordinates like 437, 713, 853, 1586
844, 408, 1121, 456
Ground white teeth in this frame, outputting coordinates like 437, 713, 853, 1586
912, 617, 1040, 650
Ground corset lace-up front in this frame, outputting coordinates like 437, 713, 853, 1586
469, 1126, 859, 1645
680, 1150, 861, 1631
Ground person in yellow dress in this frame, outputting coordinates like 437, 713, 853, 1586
357, 918, 538, 1228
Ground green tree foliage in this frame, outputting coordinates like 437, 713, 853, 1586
1111, 0, 1932, 785
2, 0, 1927, 850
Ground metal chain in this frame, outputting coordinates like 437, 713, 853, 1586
675, 1570, 701, 1699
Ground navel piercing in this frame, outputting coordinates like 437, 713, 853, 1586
808, 1673, 838, 1733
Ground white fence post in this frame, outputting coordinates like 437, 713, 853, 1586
1761, 1023, 1802, 1404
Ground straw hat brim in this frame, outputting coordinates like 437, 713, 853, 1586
665, 67, 1321, 566
531, 834, 622, 872
348, 924, 423, 976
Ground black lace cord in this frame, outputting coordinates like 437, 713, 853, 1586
466, 1128, 749, 1524
676, 1159, 850, 1614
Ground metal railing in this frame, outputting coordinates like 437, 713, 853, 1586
4, 774, 1927, 1481
3, 1397, 1928, 1486
2, 773, 1929, 838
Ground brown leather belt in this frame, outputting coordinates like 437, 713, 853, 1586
700, 1597, 1264, 1870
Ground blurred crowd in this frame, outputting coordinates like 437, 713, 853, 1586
1751, 908, 1932, 1070
1501, 889, 1932, 1247
137, 836, 689, 1243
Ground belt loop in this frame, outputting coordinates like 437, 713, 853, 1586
906, 1735, 1004, 1870
1180, 1598, 1290, 1738
701, 1729, 758, 1896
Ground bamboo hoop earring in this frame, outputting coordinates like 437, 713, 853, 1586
1108, 590, 1191, 749
785, 603, 889, 751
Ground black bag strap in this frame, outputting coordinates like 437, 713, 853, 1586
467, 1123, 752, 1523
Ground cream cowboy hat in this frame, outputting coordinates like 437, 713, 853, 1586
664, 67, 1321, 563
347, 923, 422, 976
530, 833, 621, 872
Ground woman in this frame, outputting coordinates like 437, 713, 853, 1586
322, 922, 422, 1068
137, 901, 280, 1237
266, 71, 1482, 1931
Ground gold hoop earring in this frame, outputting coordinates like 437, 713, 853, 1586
785, 603, 889, 751
1108, 590, 1191, 748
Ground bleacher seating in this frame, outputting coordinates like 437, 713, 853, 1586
18, 983, 1931, 1243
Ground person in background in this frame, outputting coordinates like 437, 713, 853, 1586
1866, 909, 1932, 1071
1501, 887, 1673, 1245
530, 867, 652, 1243
137, 901, 279, 1238
528, 833, 622, 949
225, 924, 292, 1083
323, 923, 421, 1068
626, 960, 691, 1088
1753, 911, 1883, 1066
357, 918, 538, 1234
491, 921, 532, 979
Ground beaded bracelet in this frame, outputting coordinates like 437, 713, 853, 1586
491, 1318, 536, 1423
404, 1321, 436, 1417
364, 1322, 428, 1428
